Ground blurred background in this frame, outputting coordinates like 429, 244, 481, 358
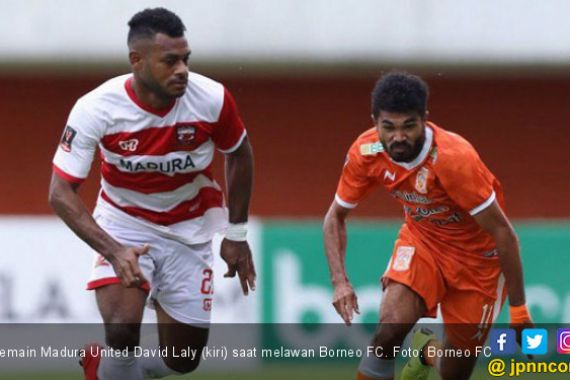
1, 0, 570, 376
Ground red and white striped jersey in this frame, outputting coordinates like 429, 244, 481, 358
52, 72, 247, 244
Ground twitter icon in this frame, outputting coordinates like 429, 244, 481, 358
522, 329, 548, 355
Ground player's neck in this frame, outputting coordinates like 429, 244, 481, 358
130, 77, 175, 110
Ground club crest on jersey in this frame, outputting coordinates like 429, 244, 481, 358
393, 246, 415, 271
177, 126, 196, 144
118, 139, 139, 152
415, 167, 429, 194
60, 126, 77, 152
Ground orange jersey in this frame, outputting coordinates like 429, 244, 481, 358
336, 122, 504, 262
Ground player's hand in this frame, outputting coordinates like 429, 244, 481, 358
220, 239, 256, 296
108, 244, 150, 288
511, 319, 535, 360
332, 281, 360, 326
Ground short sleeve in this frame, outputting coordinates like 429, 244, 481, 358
52, 100, 102, 183
212, 88, 247, 153
438, 147, 497, 216
335, 143, 376, 209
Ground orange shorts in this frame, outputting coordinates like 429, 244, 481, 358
382, 231, 507, 350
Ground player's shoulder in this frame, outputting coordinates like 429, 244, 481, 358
73, 74, 131, 114
181, 71, 226, 120
349, 127, 385, 158
186, 72, 225, 101
79, 73, 131, 102
430, 122, 482, 173
187, 71, 224, 90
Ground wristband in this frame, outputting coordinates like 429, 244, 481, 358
510, 304, 531, 324
225, 223, 248, 242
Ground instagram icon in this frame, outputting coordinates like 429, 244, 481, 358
557, 329, 570, 354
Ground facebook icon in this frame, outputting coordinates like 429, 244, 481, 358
490, 329, 517, 355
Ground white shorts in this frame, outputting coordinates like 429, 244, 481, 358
87, 214, 214, 325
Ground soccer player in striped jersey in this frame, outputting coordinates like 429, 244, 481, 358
49, 8, 254, 380
323, 72, 533, 380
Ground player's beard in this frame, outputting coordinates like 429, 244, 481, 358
382, 131, 426, 163
140, 73, 178, 102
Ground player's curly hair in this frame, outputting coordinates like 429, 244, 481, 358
371, 71, 429, 119
127, 8, 186, 45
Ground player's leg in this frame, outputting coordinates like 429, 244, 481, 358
435, 273, 506, 380
357, 237, 446, 380
139, 240, 214, 376
81, 215, 156, 380
153, 302, 209, 373
95, 284, 147, 380
357, 281, 427, 380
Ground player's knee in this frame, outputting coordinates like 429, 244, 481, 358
163, 356, 201, 374
372, 324, 410, 354
104, 324, 140, 350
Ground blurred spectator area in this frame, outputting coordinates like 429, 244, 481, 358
1, 71, 569, 218
1, 0, 569, 218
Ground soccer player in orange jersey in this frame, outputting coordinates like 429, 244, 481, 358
323, 72, 533, 380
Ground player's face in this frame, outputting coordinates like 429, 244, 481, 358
138, 33, 191, 99
375, 111, 426, 163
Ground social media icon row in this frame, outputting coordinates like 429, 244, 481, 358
490, 328, 570, 355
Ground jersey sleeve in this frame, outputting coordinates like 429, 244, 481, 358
438, 145, 497, 216
52, 100, 102, 183
212, 88, 247, 153
335, 142, 376, 209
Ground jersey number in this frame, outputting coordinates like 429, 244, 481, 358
200, 269, 214, 295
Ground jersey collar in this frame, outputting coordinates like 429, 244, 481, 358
389, 126, 433, 170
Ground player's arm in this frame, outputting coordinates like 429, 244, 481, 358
474, 201, 526, 306
437, 140, 532, 326
220, 137, 256, 295
48, 174, 149, 288
323, 200, 360, 326
474, 201, 534, 357
473, 202, 534, 327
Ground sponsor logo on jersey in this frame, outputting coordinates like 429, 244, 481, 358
118, 139, 139, 152
119, 155, 196, 174
415, 167, 429, 194
393, 246, 415, 271
60, 126, 77, 152
177, 126, 196, 144
429, 211, 462, 226
404, 205, 450, 222
391, 190, 432, 204
360, 142, 384, 156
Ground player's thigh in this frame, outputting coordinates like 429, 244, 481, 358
155, 301, 209, 373
382, 235, 446, 319
151, 241, 213, 326
371, 282, 427, 353
96, 284, 147, 349
380, 281, 427, 324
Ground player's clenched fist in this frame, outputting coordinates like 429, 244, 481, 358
332, 282, 360, 326
108, 244, 150, 288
